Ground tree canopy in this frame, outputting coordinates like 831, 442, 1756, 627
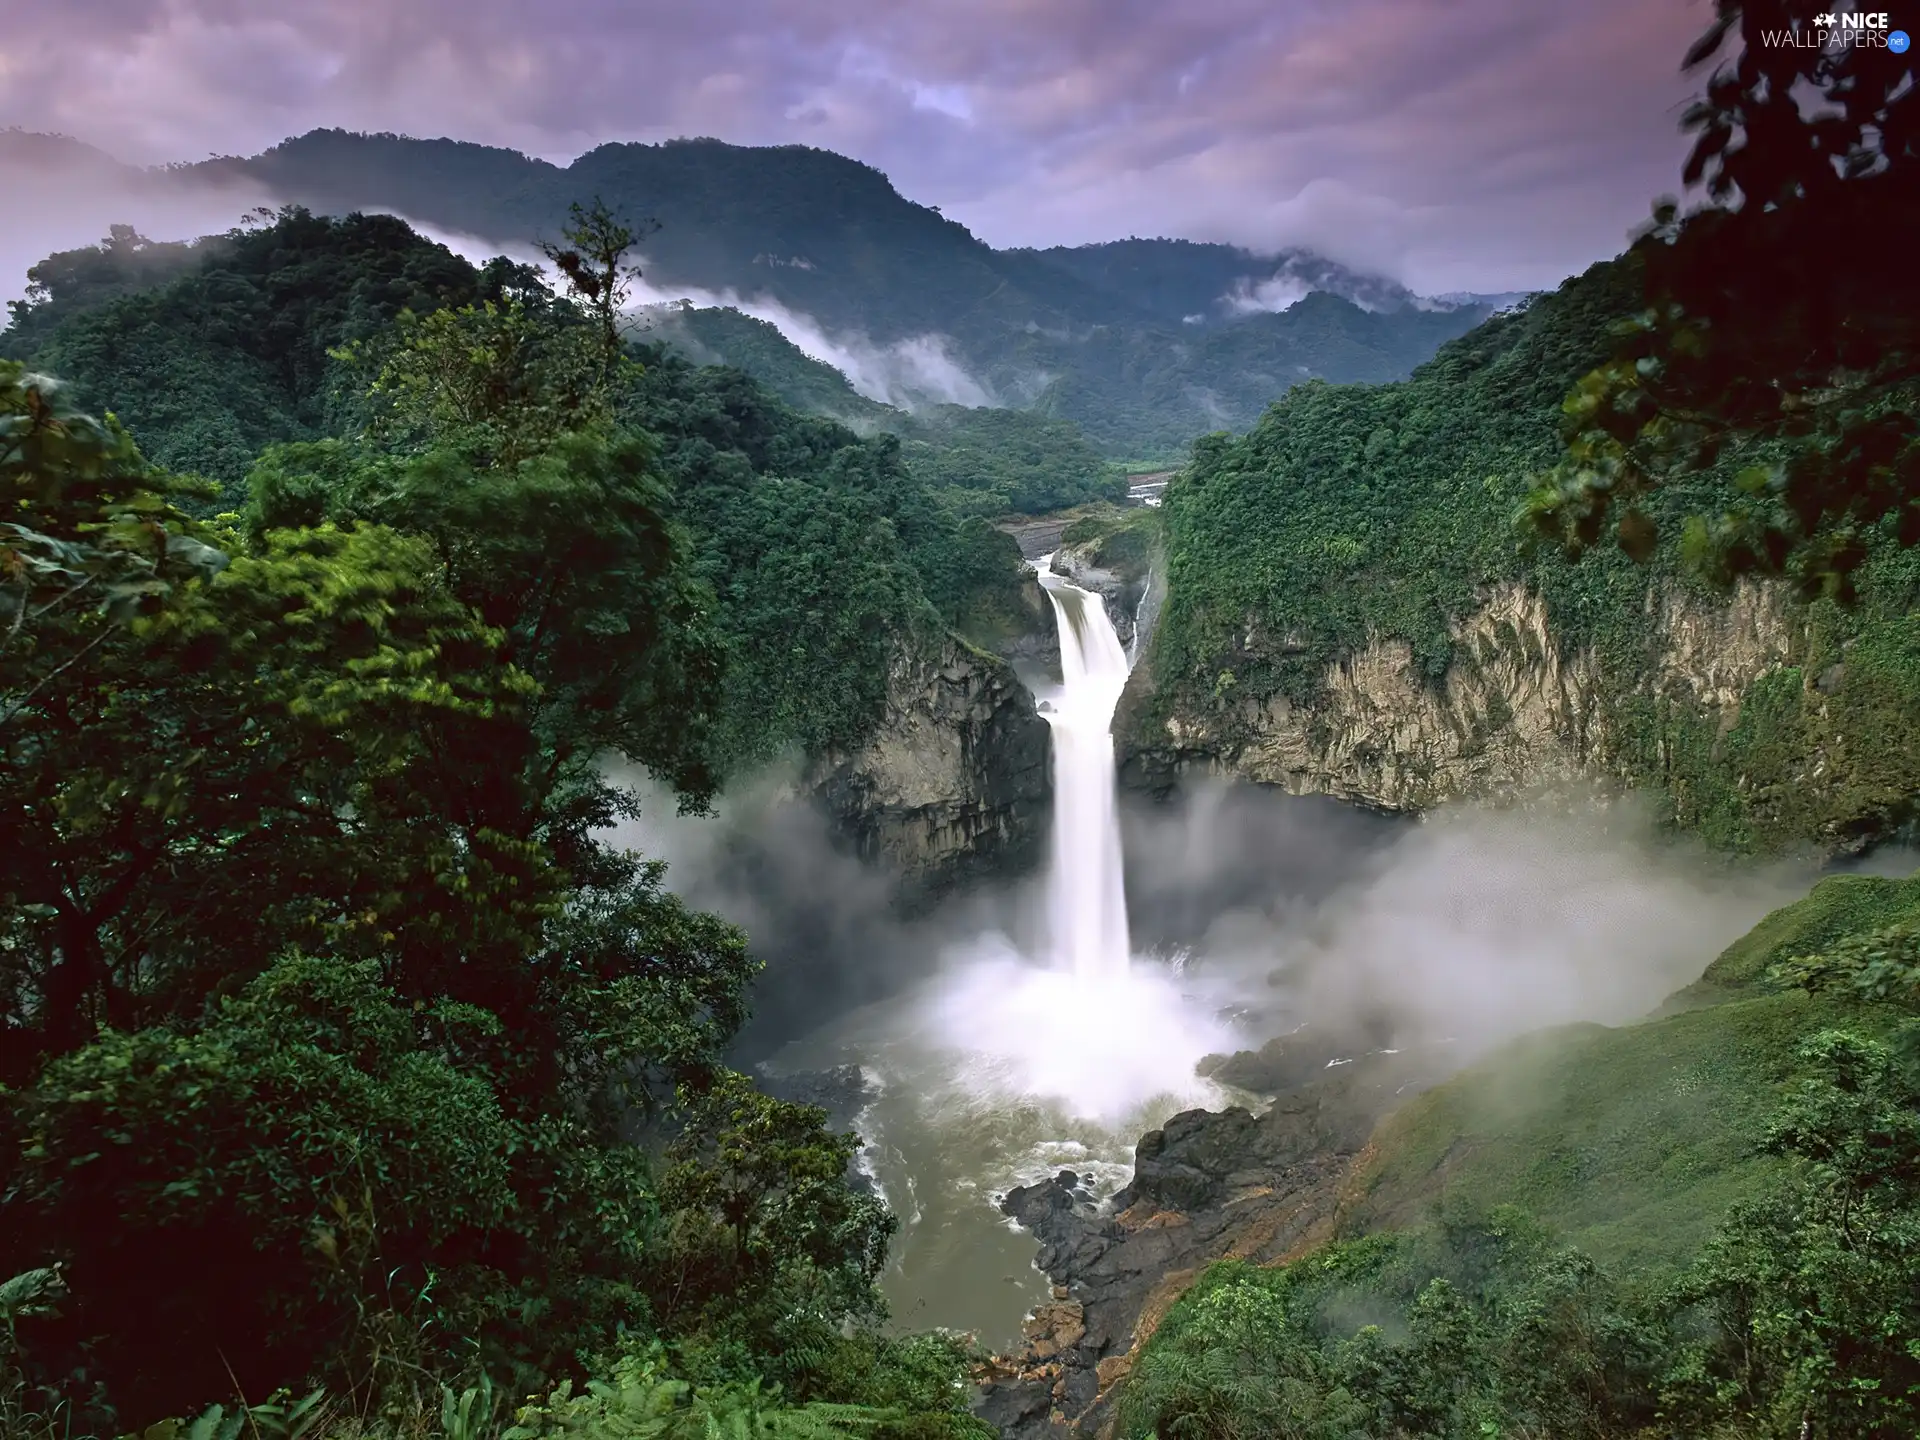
0, 259, 989, 1438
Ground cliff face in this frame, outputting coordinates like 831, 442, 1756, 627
1122, 579, 1812, 819
809, 631, 1051, 898
1049, 520, 1163, 657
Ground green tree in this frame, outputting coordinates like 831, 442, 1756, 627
2, 363, 540, 1067
541, 197, 658, 378
652, 1071, 896, 1389
332, 298, 608, 468
0, 956, 523, 1422
1521, 3, 1918, 595
1664, 1029, 1920, 1436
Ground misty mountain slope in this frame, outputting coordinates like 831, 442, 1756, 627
0, 209, 1057, 783
73, 127, 1484, 456
189, 129, 1136, 346
1016, 290, 1490, 456
639, 305, 1125, 515
645, 303, 894, 424
0, 129, 140, 182
1014, 237, 1429, 322
1338, 866, 1920, 1262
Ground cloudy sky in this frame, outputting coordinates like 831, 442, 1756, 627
0, 0, 1714, 293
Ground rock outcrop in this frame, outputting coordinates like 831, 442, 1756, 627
1122, 579, 1796, 814
809, 631, 1051, 901
1049, 543, 1151, 651
977, 1042, 1459, 1438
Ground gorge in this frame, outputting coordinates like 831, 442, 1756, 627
4, 25, 1917, 1430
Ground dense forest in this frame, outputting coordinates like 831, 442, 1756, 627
1141, 38, 1920, 853
0, 201, 1018, 1438
638, 305, 1131, 514
0, 206, 1069, 778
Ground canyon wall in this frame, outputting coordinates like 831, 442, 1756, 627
1120, 577, 1917, 852
809, 630, 1051, 899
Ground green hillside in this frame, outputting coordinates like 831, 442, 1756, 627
630, 305, 1130, 515
1122, 870, 1920, 1440
1019, 290, 1488, 459
0, 208, 1039, 780
643, 303, 892, 423
1141, 237, 1920, 852
117, 128, 1485, 456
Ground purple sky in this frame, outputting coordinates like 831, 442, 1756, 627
0, 0, 1713, 293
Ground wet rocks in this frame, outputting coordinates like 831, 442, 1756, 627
1050, 543, 1151, 652
809, 631, 1050, 904
977, 1047, 1459, 1437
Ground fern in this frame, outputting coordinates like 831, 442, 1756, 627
504, 1361, 906, 1439
133, 1387, 328, 1440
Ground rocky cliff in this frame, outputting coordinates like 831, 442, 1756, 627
1049, 517, 1161, 654
978, 1036, 1461, 1438
808, 629, 1051, 899
1118, 578, 1860, 830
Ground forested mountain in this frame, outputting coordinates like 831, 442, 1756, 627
0, 207, 1073, 782
3, 127, 1489, 458
1010, 237, 1435, 322
1134, 189, 1920, 852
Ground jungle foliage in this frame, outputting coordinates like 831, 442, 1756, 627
0, 205, 1036, 780
0, 250, 988, 1438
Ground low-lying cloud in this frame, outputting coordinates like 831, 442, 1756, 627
401, 216, 994, 410
1148, 792, 1815, 1056
0, 137, 272, 311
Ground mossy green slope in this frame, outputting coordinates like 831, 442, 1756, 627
1343, 869, 1920, 1270
1120, 871, 1920, 1440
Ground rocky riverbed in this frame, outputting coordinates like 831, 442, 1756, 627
975, 1034, 1461, 1438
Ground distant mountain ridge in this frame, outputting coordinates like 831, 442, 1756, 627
4, 127, 1494, 456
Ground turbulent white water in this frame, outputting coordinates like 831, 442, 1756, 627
1038, 570, 1133, 980
769, 556, 1242, 1343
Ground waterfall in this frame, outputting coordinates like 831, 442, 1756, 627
1038, 566, 1133, 981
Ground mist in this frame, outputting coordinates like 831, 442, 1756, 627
0, 143, 272, 311
395, 216, 995, 411
602, 762, 1827, 1108
601, 759, 1844, 1341
1124, 785, 1818, 1062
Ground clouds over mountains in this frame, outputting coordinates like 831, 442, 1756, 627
1, 0, 1706, 292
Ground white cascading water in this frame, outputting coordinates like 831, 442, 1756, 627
1037, 568, 1133, 980
764, 552, 1240, 1344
